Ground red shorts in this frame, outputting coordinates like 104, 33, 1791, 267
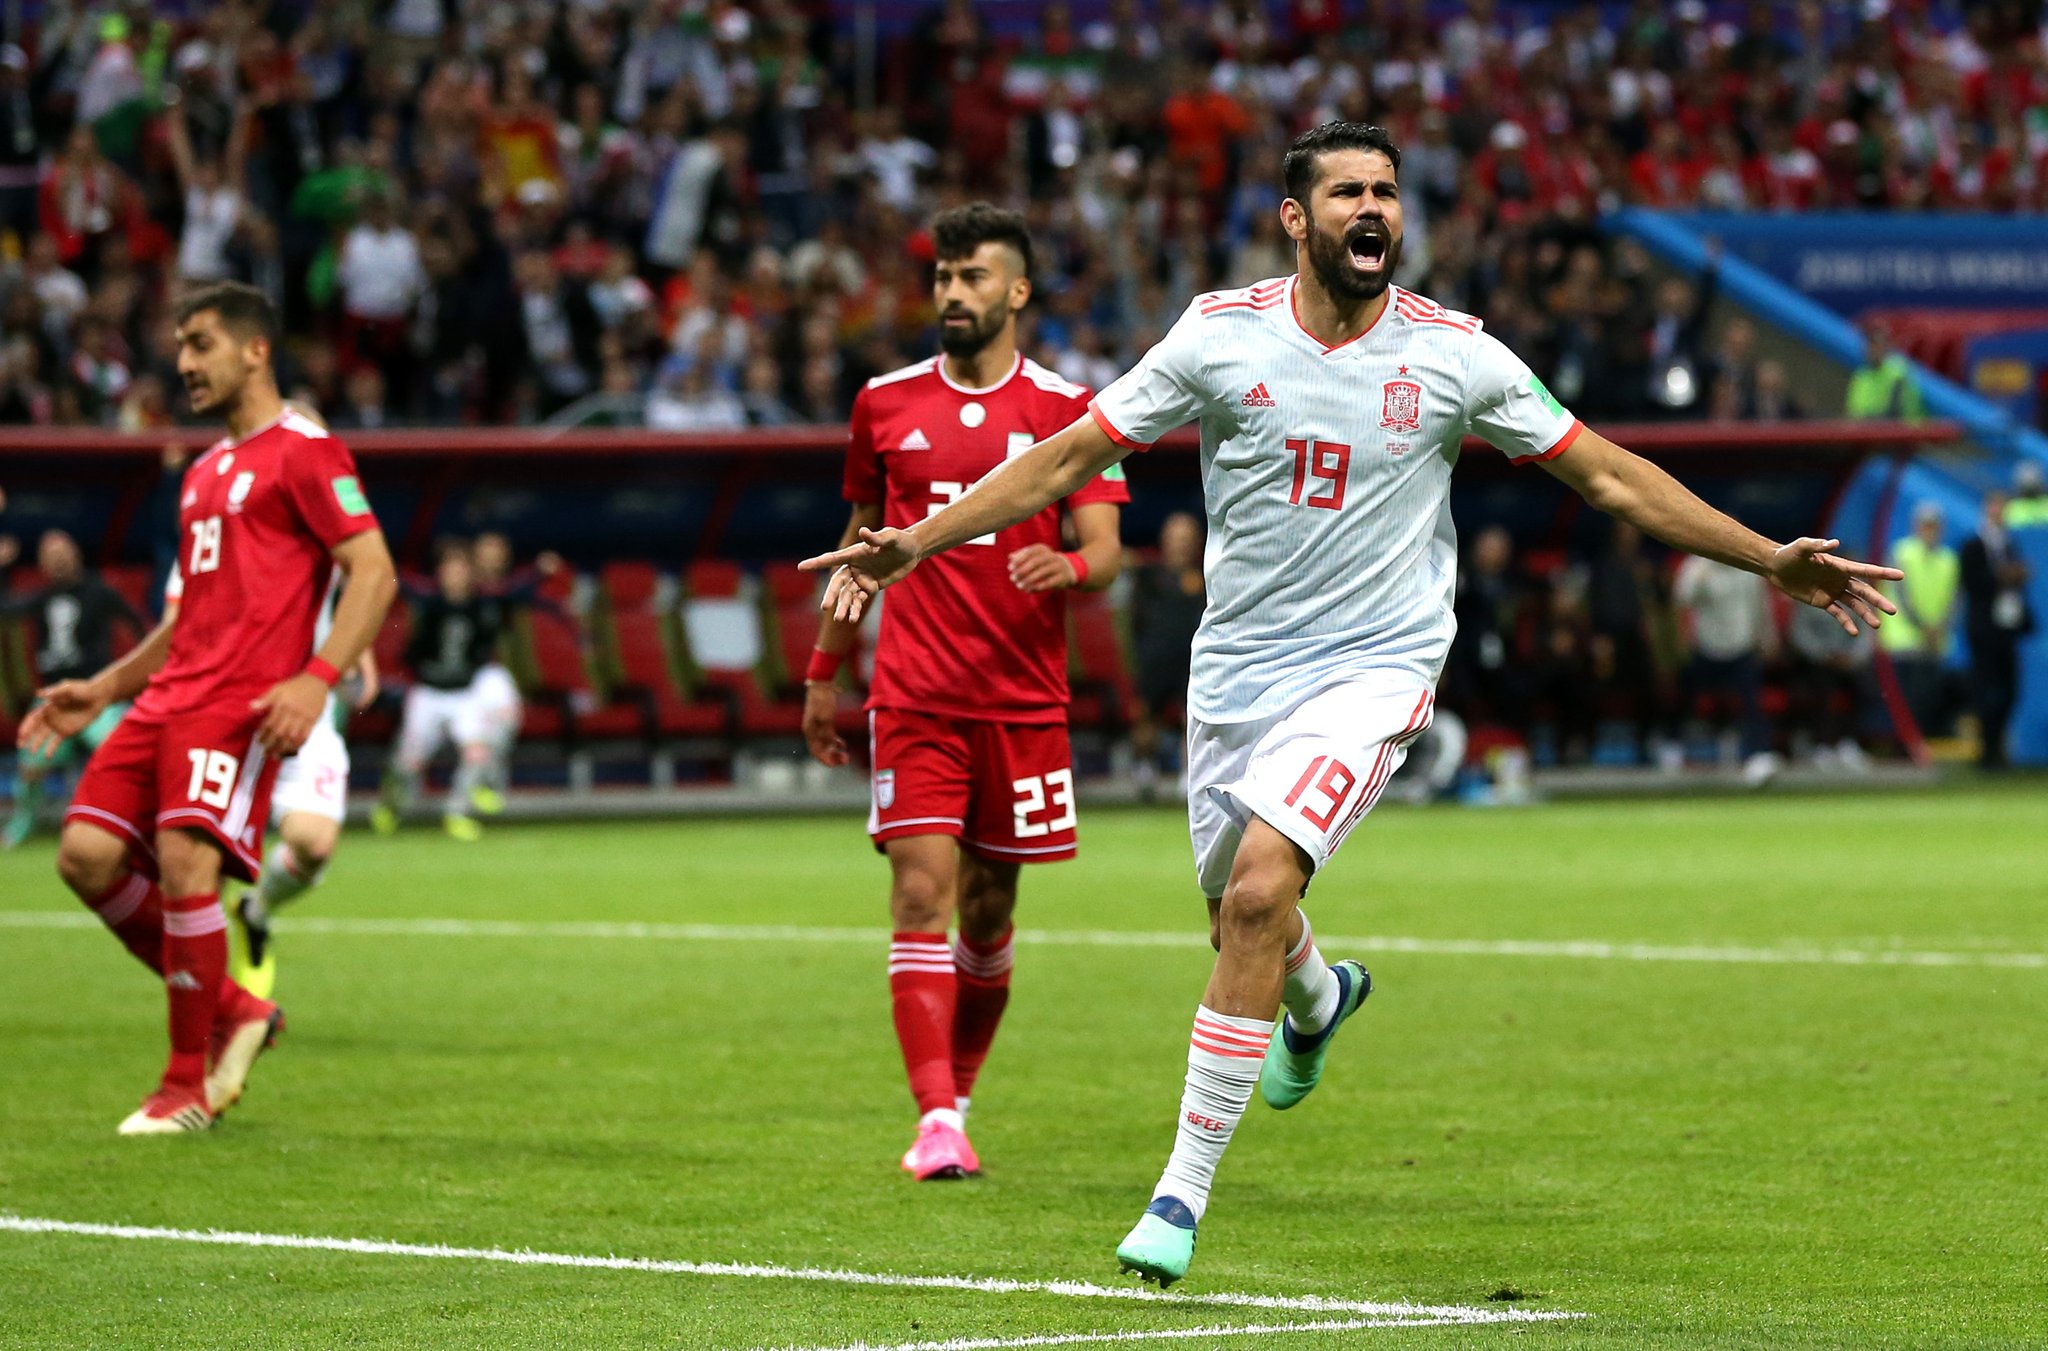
867, 709, 1077, 863
67, 705, 282, 883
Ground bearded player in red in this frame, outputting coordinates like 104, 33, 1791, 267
804, 204, 1128, 1179
20, 282, 396, 1135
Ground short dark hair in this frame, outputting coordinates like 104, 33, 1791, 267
174, 281, 280, 350
930, 202, 1035, 283
1282, 122, 1402, 206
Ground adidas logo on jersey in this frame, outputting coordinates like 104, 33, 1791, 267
1241, 382, 1277, 408
898, 428, 932, 451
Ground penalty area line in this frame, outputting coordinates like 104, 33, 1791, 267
4, 909, 2046, 970
0, 1215, 1578, 1328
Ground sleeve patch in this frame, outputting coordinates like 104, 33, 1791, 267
331, 475, 372, 516
1100, 463, 1126, 482
1527, 375, 1566, 419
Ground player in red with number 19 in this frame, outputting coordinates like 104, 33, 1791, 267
19, 282, 397, 1135
803, 204, 1128, 1180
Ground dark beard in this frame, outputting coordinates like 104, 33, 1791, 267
937, 306, 1007, 358
1305, 218, 1399, 302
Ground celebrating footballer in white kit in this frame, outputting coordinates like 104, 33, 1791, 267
804, 121, 1904, 1287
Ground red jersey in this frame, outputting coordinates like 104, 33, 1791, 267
137, 407, 378, 718
844, 354, 1128, 725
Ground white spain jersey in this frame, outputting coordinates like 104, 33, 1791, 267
1090, 275, 1580, 723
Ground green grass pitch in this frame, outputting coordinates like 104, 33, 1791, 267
2, 789, 2043, 1349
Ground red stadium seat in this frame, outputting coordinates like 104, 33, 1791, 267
610, 607, 729, 738
524, 610, 644, 742
602, 561, 660, 609
679, 565, 802, 736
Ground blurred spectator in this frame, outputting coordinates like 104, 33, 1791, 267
1446, 526, 1528, 730
1783, 598, 1874, 772
861, 106, 938, 213
514, 249, 599, 416
739, 353, 800, 427
1960, 490, 2034, 769
1746, 359, 1806, 421
2, 0, 2043, 435
1636, 256, 1717, 419
0, 45, 46, 246
1845, 328, 1926, 422
1880, 503, 1959, 736
337, 191, 426, 396
1673, 555, 1778, 782
2008, 463, 2048, 530
647, 356, 746, 432
333, 366, 392, 432
1128, 511, 1206, 794
166, 95, 247, 283
1585, 520, 1675, 762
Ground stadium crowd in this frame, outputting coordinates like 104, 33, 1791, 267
2, 0, 2045, 431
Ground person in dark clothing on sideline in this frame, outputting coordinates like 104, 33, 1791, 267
1128, 512, 1206, 796
3, 529, 148, 846
1960, 490, 2034, 768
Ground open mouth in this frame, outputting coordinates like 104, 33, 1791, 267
1347, 229, 1388, 271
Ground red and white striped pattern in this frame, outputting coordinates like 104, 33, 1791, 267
887, 934, 955, 977
951, 933, 1014, 982
162, 901, 227, 940
1329, 689, 1435, 852
1199, 278, 1289, 318
1283, 917, 1318, 976
1189, 1008, 1271, 1061
1393, 288, 1480, 333
93, 874, 152, 927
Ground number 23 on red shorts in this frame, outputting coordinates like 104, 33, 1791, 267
867, 709, 1078, 863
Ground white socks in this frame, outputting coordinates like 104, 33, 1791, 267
1152, 1005, 1273, 1223
1282, 913, 1341, 1035
249, 843, 323, 921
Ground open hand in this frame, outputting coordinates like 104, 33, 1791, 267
1766, 538, 1902, 636
18, 679, 106, 756
250, 673, 329, 756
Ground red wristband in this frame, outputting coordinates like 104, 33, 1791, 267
304, 657, 342, 687
1062, 552, 1090, 587
806, 648, 845, 683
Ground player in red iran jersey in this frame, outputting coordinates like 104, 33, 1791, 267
803, 205, 1129, 1180
18, 282, 397, 1136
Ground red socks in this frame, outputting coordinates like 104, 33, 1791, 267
160, 892, 228, 1093
951, 927, 1015, 1102
86, 873, 165, 974
888, 932, 958, 1116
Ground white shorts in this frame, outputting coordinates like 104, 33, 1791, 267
272, 704, 351, 825
470, 664, 523, 743
1187, 674, 1435, 900
397, 683, 497, 768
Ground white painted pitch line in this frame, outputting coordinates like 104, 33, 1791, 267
761, 1317, 1473, 1351
4, 909, 2044, 971
0, 1216, 1577, 1327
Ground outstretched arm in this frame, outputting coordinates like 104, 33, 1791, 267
1543, 428, 1901, 634
801, 414, 1126, 621
17, 613, 176, 756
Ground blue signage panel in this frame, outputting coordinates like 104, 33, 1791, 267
1658, 213, 2048, 314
